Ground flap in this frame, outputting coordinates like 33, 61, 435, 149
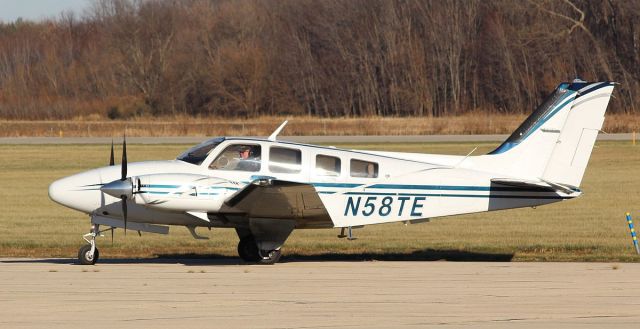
223, 179, 333, 228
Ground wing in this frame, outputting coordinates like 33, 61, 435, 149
222, 179, 333, 228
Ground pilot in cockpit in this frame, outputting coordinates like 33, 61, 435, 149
235, 145, 260, 171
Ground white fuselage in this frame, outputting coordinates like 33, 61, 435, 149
47, 81, 614, 264
49, 137, 574, 229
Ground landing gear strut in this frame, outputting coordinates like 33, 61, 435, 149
79, 224, 100, 265
237, 236, 282, 265
79, 224, 114, 265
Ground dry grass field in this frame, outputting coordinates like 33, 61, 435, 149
0, 140, 639, 262
1, 113, 639, 137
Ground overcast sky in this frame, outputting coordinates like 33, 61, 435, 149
0, 0, 91, 22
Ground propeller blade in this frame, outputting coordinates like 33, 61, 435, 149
109, 140, 115, 166
121, 196, 128, 235
121, 136, 127, 180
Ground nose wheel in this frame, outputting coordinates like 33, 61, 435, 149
79, 223, 113, 265
78, 244, 99, 265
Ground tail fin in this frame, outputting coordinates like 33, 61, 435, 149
542, 82, 615, 186
482, 81, 615, 187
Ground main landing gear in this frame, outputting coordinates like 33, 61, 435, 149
78, 224, 114, 265
237, 236, 282, 265
235, 220, 294, 265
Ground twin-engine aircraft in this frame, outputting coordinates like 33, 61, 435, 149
49, 80, 615, 264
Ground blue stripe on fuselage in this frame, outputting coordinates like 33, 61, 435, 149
367, 184, 548, 192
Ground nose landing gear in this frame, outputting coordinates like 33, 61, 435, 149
78, 244, 99, 265
78, 224, 114, 265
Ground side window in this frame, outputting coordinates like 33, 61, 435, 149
350, 159, 378, 178
315, 155, 341, 176
209, 144, 261, 172
269, 147, 302, 174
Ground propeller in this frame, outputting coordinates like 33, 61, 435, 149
121, 135, 128, 234
109, 140, 115, 166
100, 135, 132, 235
121, 135, 127, 180
121, 194, 128, 234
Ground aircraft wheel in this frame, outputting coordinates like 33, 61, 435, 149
258, 249, 282, 265
78, 244, 99, 265
237, 237, 260, 262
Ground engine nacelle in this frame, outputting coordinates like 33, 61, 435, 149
134, 173, 241, 212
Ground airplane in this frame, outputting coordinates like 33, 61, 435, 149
49, 80, 615, 265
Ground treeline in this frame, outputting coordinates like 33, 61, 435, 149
0, 0, 638, 120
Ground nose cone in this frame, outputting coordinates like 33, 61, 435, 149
49, 169, 103, 213
48, 177, 70, 206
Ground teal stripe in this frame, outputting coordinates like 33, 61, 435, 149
371, 184, 490, 191
368, 184, 548, 192
140, 184, 181, 189
344, 192, 570, 200
489, 90, 576, 154
344, 192, 395, 196
141, 185, 239, 190
313, 183, 362, 188
203, 187, 240, 191
521, 93, 576, 140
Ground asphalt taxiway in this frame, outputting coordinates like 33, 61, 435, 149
0, 259, 639, 328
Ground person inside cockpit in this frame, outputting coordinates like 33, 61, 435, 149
235, 145, 261, 171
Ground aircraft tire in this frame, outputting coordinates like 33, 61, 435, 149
78, 245, 99, 265
237, 237, 260, 262
258, 249, 282, 265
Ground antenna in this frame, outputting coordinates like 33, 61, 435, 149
268, 120, 288, 141
454, 146, 478, 168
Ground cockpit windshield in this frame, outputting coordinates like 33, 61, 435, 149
176, 137, 225, 165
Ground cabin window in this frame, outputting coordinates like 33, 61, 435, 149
269, 147, 302, 174
209, 144, 261, 172
315, 155, 341, 176
350, 159, 378, 178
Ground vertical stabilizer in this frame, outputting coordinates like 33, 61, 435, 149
541, 82, 615, 186
479, 81, 615, 187
483, 82, 578, 180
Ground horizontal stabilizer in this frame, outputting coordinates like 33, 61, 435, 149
490, 178, 580, 194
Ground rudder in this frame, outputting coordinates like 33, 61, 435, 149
542, 82, 615, 187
